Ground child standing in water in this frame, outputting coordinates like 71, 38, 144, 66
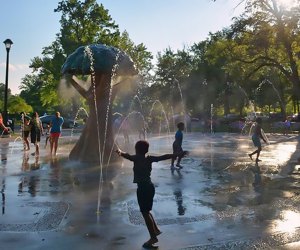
30, 112, 43, 156
171, 122, 185, 170
116, 140, 187, 248
248, 117, 267, 163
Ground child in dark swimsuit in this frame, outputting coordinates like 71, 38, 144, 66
116, 140, 187, 248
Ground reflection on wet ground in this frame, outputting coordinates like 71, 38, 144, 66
0, 133, 300, 249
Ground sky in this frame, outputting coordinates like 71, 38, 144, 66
0, 0, 244, 95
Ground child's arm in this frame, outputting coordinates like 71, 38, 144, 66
151, 151, 188, 162
115, 149, 134, 161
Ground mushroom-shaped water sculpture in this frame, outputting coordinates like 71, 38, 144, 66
62, 44, 137, 163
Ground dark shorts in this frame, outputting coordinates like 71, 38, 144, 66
23, 131, 30, 138
173, 141, 183, 154
137, 182, 155, 213
252, 134, 261, 148
31, 131, 41, 144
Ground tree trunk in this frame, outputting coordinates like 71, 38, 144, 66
69, 73, 117, 164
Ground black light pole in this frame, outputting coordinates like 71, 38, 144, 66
3, 39, 13, 125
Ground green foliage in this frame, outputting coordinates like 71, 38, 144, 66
18, 0, 300, 120
227, 0, 300, 109
19, 75, 44, 113
20, 0, 152, 117
8, 96, 33, 114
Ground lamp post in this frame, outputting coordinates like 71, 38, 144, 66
3, 39, 13, 125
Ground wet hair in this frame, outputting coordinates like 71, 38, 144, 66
256, 117, 262, 124
177, 122, 184, 129
135, 140, 149, 155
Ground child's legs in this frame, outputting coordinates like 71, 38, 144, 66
171, 142, 178, 165
177, 156, 183, 165
24, 137, 30, 149
50, 135, 54, 153
251, 136, 261, 157
256, 146, 262, 160
171, 156, 176, 165
149, 212, 160, 233
176, 148, 183, 164
250, 149, 258, 156
141, 211, 157, 239
45, 136, 48, 148
35, 143, 40, 155
53, 136, 59, 154
24, 132, 30, 150
137, 183, 157, 239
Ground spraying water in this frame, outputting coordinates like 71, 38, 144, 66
84, 46, 103, 215
107, 111, 147, 165
129, 95, 144, 114
210, 104, 214, 135
10, 137, 23, 155
84, 46, 123, 216
148, 100, 171, 137
70, 107, 89, 140
174, 79, 187, 133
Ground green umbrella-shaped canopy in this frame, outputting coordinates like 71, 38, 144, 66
61, 44, 137, 76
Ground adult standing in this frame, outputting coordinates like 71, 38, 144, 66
50, 111, 64, 156
30, 112, 43, 156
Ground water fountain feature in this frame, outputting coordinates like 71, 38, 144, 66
129, 94, 144, 114
257, 79, 286, 114
108, 111, 147, 162
174, 78, 188, 133
210, 103, 214, 134
148, 100, 171, 137
61, 44, 137, 164
69, 107, 89, 143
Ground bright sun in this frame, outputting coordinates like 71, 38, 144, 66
276, 0, 298, 9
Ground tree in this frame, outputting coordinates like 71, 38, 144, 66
19, 75, 45, 113
22, 0, 152, 116
8, 96, 33, 114
154, 47, 193, 114
227, 0, 300, 113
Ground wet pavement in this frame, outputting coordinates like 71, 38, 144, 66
1, 132, 300, 250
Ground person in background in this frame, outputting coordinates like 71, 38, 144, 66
50, 111, 64, 156
30, 112, 43, 156
44, 124, 51, 149
283, 116, 291, 135
0, 113, 9, 135
171, 122, 185, 170
248, 117, 267, 163
21, 112, 31, 151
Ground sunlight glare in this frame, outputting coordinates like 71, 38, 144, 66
276, 0, 298, 10
275, 210, 300, 233
272, 144, 296, 164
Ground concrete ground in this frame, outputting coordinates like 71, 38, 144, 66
1, 131, 300, 250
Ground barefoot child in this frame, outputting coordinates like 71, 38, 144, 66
21, 112, 31, 151
116, 140, 187, 248
44, 125, 51, 149
248, 117, 267, 163
171, 122, 185, 170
